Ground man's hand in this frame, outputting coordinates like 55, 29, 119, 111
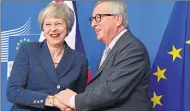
54, 96, 74, 111
55, 89, 77, 109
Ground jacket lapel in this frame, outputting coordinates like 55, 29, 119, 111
56, 42, 74, 79
38, 40, 59, 84
88, 48, 116, 84
88, 31, 131, 84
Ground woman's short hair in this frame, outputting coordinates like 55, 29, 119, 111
38, 2, 75, 33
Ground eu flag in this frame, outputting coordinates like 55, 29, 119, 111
150, 2, 190, 111
8, 35, 39, 61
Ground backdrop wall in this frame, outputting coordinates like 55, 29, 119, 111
1, 1, 176, 111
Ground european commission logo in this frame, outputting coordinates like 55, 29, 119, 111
1, 18, 31, 62
1, 18, 40, 79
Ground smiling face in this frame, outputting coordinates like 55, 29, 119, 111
91, 2, 118, 45
43, 16, 68, 47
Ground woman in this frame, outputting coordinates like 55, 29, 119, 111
7, 2, 88, 111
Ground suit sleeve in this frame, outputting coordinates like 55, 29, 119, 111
6, 43, 48, 109
75, 42, 150, 110
75, 56, 88, 94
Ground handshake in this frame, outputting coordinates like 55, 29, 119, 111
45, 89, 77, 111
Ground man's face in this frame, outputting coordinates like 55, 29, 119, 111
91, 2, 117, 44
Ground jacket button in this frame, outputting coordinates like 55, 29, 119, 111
57, 85, 60, 89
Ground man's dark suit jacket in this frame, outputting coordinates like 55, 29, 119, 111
7, 40, 88, 111
75, 30, 152, 111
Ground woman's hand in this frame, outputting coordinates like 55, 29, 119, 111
54, 96, 68, 110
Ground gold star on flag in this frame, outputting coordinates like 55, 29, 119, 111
153, 66, 167, 82
186, 40, 190, 44
151, 92, 163, 108
168, 45, 182, 62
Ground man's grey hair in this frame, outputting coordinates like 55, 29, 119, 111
38, 2, 75, 33
95, 0, 128, 28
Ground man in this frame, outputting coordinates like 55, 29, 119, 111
55, 0, 152, 111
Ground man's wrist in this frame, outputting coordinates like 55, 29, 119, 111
45, 95, 54, 107
70, 95, 76, 109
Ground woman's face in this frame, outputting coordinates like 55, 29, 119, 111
43, 16, 68, 47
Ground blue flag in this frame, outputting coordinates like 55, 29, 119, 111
150, 2, 190, 111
